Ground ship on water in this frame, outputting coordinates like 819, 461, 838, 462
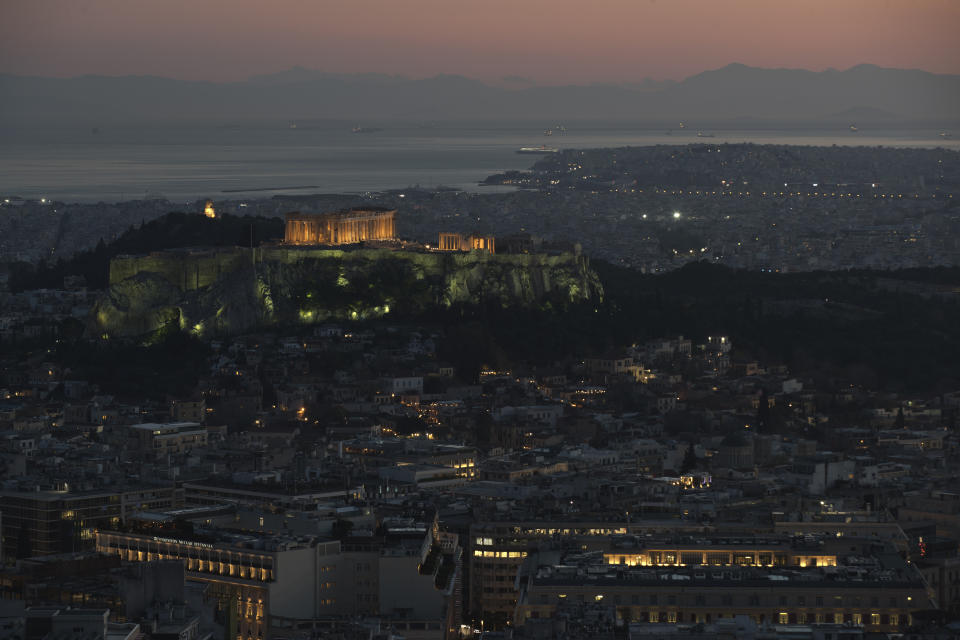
517, 145, 559, 154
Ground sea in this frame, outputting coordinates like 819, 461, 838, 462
1, 121, 957, 204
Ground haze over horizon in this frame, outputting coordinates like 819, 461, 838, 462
3, 61, 956, 88
2, 0, 959, 85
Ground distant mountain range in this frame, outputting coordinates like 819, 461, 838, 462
1, 63, 957, 125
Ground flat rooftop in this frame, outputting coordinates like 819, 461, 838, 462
127, 422, 203, 432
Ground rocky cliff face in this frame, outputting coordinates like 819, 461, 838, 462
90, 246, 604, 338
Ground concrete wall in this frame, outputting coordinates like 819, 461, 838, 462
379, 554, 445, 620
268, 545, 320, 619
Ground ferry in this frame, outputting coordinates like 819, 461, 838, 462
517, 145, 559, 154
697, 131, 715, 138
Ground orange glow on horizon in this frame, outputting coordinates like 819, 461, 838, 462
1, 0, 958, 84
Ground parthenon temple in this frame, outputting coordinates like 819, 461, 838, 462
438, 232, 496, 254
284, 208, 397, 245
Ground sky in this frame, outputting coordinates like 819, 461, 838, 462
2, 0, 958, 84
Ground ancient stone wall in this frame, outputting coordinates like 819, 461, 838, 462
109, 248, 249, 292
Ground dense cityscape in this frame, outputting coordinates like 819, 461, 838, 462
2, 0, 960, 638
0, 140, 959, 640
3, 144, 958, 275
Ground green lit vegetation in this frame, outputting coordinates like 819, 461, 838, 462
286, 255, 436, 324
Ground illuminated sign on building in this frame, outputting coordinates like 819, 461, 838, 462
152, 535, 214, 549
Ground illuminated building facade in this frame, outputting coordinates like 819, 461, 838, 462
437, 232, 495, 254
284, 208, 396, 245
96, 531, 338, 640
515, 537, 931, 633
602, 538, 837, 568
468, 521, 633, 627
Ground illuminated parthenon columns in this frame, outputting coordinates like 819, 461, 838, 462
437, 232, 495, 254
438, 232, 463, 251
284, 208, 396, 245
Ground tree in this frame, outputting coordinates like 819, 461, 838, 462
331, 519, 354, 539
757, 388, 770, 431
680, 443, 698, 473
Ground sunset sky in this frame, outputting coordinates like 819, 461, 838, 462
2, 0, 958, 84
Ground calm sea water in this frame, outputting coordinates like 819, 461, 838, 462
1, 121, 956, 203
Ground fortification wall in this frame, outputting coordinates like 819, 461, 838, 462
109, 248, 250, 291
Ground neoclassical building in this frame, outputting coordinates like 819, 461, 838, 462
284, 208, 396, 245
438, 232, 495, 254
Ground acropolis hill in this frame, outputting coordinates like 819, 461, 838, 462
90, 215, 603, 338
